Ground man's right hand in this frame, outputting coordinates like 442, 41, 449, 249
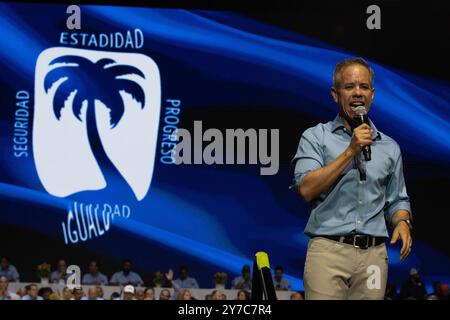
348, 123, 373, 155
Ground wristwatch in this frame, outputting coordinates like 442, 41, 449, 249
396, 219, 413, 231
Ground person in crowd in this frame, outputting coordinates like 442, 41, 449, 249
144, 287, 155, 300
22, 284, 43, 300
0, 276, 20, 300
384, 283, 399, 300
173, 266, 199, 289
96, 286, 104, 299
135, 288, 145, 300
110, 292, 121, 300
122, 284, 136, 300
81, 286, 103, 300
71, 287, 85, 300
232, 265, 252, 291
50, 259, 69, 284
82, 260, 108, 285
0, 256, 20, 282
290, 291, 304, 300
400, 268, 428, 300
38, 287, 53, 300
109, 259, 143, 286
177, 289, 193, 300
236, 290, 251, 300
159, 288, 171, 300
16, 287, 27, 298
62, 286, 73, 300
273, 266, 290, 291
212, 290, 226, 300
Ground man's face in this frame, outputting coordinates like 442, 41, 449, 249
88, 287, 98, 300
180, 268, 188, 279
89, 262, 98, 274
73, 288, 83, 300
123, 262, 131, 273
331, 64, 374, 119
144, 289, 154, 300
275, 269, 283, 279
63, 287, 73, 300
0, 277, 8, 291
123, 292, 134, 300
28, 285, 38, 298
242, 266, 250, 279
0, 258, 9, 270
58, 260, 67, 273
159, 289, 170, 300
135, 289, 145, 300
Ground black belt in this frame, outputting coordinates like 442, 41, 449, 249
313, 234, 386, 249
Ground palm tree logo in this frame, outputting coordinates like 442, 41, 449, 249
44, 55, 146, 191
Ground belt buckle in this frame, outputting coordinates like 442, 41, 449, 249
353, 234, 369, 249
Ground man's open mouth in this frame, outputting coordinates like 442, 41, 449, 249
350, 101, 365, 107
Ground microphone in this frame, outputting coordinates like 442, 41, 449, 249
353, 106, 371, 161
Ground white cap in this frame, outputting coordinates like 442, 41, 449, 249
410, 268, 419, 276
123, 285, 135, 294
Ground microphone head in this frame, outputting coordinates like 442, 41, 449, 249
352, 105, 367, 116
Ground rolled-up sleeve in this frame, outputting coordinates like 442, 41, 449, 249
384, 145, 412, 225
290, 129, 324, 193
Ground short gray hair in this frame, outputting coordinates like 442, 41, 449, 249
333, 57, 374, 88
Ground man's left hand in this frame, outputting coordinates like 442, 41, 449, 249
390, 221, 412, 260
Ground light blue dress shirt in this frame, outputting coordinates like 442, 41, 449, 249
109, 271, 143, 286
0, 265, 20, 282
82, 272, 109, 285
291, 114, 411, 237
173, 277, 199, 289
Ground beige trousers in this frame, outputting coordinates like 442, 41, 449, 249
303, 236, 388, 300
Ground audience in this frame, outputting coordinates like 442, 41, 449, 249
1, 256, 448, 300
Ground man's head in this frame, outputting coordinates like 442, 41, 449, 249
242, 264, 251, 279
290, 291, 304, 300
159, 288, 171, 300
135, 288, 145, 300
410, 268, 420, 280
62, 287, 73, 300
27, 284, 39, 299
331, 57, 375, 122
274, 266, 283, 279
88, 260, 99, 275
122, 259, 132, 275
16, 287, 27, 297
123, 285, 135, 300
179, 265, 189, 280
212, 290, 226, 300
0, 276, 8, 291
87, 286, 98, 300
72, 287, 84, 300
96, 286, 104, 298
39, 287, 53, 300
0, 256, 10, 270
144, 287, 155, 300
57, 259, 67, 273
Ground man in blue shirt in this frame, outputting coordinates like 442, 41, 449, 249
273, 266, 291, 291
292, 57, 412, 300
109, 259, 144, 286
173, 265, 199, 289
0, 256, 20, 282
22, 284, 44, 300
82, 260, 109, 285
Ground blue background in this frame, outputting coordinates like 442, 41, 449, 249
0, 2, 449, 292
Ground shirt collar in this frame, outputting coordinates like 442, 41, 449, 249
331, 114, 381, 140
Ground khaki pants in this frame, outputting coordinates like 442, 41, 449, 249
303, 237, 388, 300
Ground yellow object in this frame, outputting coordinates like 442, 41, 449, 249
255, 252, 270, 270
